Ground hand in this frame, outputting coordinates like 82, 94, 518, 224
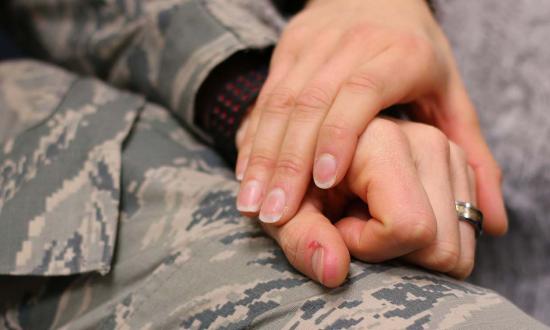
235, 0, 506, 236
259, 117, 479, 287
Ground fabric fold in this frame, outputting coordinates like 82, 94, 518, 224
0, 60, 144, 275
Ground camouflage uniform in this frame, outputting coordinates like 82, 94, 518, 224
0, 0, 546, 329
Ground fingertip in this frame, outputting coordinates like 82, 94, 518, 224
483, 198, 508, 236
259, 187, 286, 224
482, 207, 508, 236
476, 170, 509, 236
236, 179, 262, 213
309, 238, 350, 288
320, 244, 350, 288
284, 215, 350, 287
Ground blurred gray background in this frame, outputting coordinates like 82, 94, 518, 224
436, 0, 550, 325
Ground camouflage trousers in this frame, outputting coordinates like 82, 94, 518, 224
0, 61, 546, 329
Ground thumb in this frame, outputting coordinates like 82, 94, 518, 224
261, 189, 350, 287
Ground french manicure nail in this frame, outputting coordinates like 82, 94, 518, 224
313, 154, 337, 189
259, 188, 286, 223
237, 180, 262, 212
311, 246, 324, 284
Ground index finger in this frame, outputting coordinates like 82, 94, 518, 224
313, 38, 443, 192
262, 189, 350, 288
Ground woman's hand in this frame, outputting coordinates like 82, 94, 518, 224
259, 117, 479, 287
235, 0, 506, 236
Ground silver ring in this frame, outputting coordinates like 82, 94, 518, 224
455, 201, 483, 238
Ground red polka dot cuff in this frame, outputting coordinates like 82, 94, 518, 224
195, 50, 271, 163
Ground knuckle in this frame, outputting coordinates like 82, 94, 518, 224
320, 122, 354, 142
275, 152, 307, 177
344, 70, 385, 96
367, 119, 404, 143
428, 242, 461, 272
264, 88, 297, 117
294, 85, 332, 118
360, 119, 409, 158
248, 151, 277, 172
419, 125, 451, 159
391, 209, 437, 248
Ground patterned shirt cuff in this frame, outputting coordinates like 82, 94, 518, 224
195, 49, 271, 164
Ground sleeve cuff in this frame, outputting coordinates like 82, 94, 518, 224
195, 49, 271, 164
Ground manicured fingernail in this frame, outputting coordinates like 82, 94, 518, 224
235, 157, 249, 181
311, 245, 325, 284
313, 154, 337, 189
259, 188, 286, 223
237, 180, 262, 212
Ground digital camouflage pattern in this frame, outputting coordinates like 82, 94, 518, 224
0, 61, 144, 275
8, 0, 283, 143
1, 0, 282, 276
0, 60, 546, 329
0, 0, 547, 328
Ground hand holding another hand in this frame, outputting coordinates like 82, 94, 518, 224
252, 118, 479, 287
236, 0, 506, 235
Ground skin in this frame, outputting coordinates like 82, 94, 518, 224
244, 117, 479, 287
235, 0, 507, 237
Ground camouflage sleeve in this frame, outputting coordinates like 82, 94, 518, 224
8, 0, 285, 143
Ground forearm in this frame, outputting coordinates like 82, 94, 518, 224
7, 0, 281, 143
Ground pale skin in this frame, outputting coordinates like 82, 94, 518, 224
235, 0, 507, 238
237, 117, 479, 287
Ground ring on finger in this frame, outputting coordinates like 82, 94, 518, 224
455, 201, 483, 238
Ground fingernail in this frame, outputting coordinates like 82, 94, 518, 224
259, 188, 286, 223
237, 180, 262, 212
235, 157, 249, 181
311, 246, 325, 284
313, 154, 337, 189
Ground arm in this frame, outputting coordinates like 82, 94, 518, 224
235, 0, 507, 237
6, 0, 281, 143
